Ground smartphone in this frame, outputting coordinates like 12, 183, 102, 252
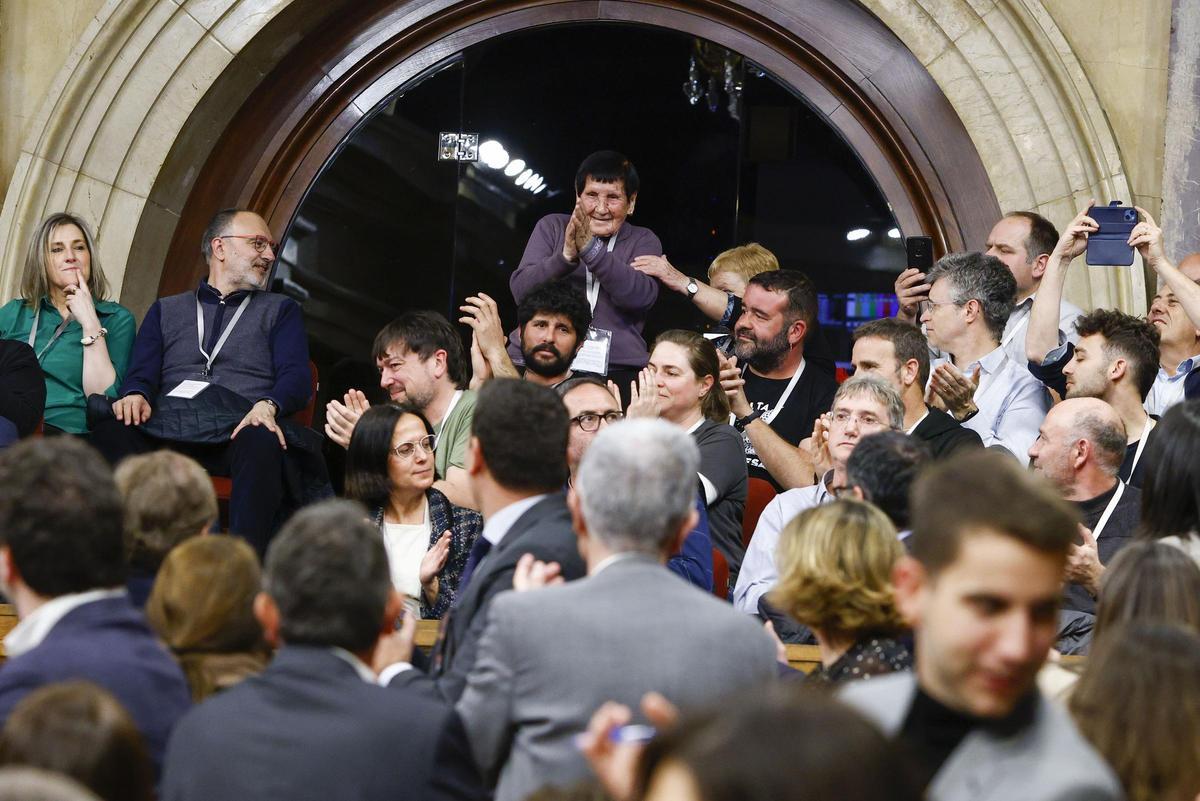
905, 236, 934, 271
1085, 202, 1137, 267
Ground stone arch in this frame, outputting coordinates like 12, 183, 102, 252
0, 0, 1144, 315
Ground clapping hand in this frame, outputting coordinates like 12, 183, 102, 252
929, 363, 980, 421
718, 352, 751, 418
513, 552, 564, 592
325, 390, 370, 449
625, 368, 661, 418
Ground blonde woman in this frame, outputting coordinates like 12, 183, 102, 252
770, 499, 911, 684
0, 213, 134, 434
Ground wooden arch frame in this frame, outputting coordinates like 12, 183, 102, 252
157, 0, 1000, 296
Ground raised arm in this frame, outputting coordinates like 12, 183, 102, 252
1134, 208, 1200, 329
1028, 204, 1095, 364
579, 228, 661, 313
629, 254, 730, 321
510, 215, 578, 301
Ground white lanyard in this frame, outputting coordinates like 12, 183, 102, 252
437, 390, 464, 432
196, 293, 252, 376
1126, 418, 1154, 478
583, 232, 618, 313
743, 359, 806, 424
1000, 309, 1030, 349
1091, 480, 1126, 541
27, 306, 71, 362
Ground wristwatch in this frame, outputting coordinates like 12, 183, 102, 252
733, 408, 764, 432
685, 279, 699, 298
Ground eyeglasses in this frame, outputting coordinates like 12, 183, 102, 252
830, 410, 884, 427
391, 435, 436, 459
220, 234, 278, 253
570, 411, 624, 432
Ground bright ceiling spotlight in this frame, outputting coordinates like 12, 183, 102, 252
504, 159, 526, 177
887, 228, 901, 239
533, 184, 546, 194
846, 228, 870, 241
516, 168, 533, 185
478, 140, 509, 169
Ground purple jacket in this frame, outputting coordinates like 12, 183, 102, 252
507, 213, 661, 370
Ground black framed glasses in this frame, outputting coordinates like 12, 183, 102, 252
220, 234, 278, 253
570, 411, 624, 432
391, 434, 436, 459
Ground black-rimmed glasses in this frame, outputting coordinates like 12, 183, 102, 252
220, 234, 278, 253
570, 411, 624, 432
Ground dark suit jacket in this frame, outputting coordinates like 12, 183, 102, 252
393, 493, 586, 702
911, 406, 983, 459
0, 596, 191, 771
160, 646, 485, 801
0, 339, 45, 436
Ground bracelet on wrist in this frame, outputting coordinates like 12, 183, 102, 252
80, 327, 108, 346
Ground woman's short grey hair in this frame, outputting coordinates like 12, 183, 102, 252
19, 213, 110, 306
833, 375, 905, 430
926, 252, 1017, 343
574, 419, 699, 555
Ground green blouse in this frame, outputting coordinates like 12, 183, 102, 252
0, 296, 136, 434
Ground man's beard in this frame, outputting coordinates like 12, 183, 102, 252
732, 326, 791, 373
523, 344, 573, 378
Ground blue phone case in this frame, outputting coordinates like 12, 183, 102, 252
1085, 202, 1137, 266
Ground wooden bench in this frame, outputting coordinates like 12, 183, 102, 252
0, 604, 17, 660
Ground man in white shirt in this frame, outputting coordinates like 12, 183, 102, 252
896, 211, 1083, 365
732, 375, 904, 614
921, 253, 1050, 464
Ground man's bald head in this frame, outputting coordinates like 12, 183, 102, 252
1178, 252, 1200, 282
1048, 398, 1127, 475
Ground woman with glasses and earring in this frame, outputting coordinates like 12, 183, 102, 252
344, 403, 482, 618
0, 212, 135, 435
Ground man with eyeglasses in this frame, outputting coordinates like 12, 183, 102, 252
557, 376, 713, 591
733, 375, 905, 615
919, 252, 1050, 465
91, 208, 312, 555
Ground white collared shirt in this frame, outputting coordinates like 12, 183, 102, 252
1145, 354, 1200, 416
329, 647, 378, 684
4, 588, 127, 659
1001, 293, 1083, 366
482, 493, 551, 548
591, 551, 643, 577
731, 472, 834, 614
957, 346, 1050, 466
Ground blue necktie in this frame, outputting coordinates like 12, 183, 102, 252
457, 536, 493, 595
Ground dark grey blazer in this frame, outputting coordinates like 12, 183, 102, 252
840, 673, 1122, 801
160, 646, 485, 801
457, 556, 778, 801
392, 492, 587, 703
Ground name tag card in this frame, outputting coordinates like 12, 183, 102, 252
571, 326, 613, 376
166, 379, 211, 399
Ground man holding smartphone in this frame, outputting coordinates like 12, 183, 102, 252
895, 212, 1083, 369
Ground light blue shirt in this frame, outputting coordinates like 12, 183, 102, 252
1145, 354, 1200, 416
959, 346, 1050, 465
732, 474, 833, 614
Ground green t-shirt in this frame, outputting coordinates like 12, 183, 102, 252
0, 296, 136, 434
434, 389, 475, 480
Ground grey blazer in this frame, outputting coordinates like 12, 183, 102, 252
392, 493, 586, 703
840, 673, 1123, 801
457, 555, 778, 801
